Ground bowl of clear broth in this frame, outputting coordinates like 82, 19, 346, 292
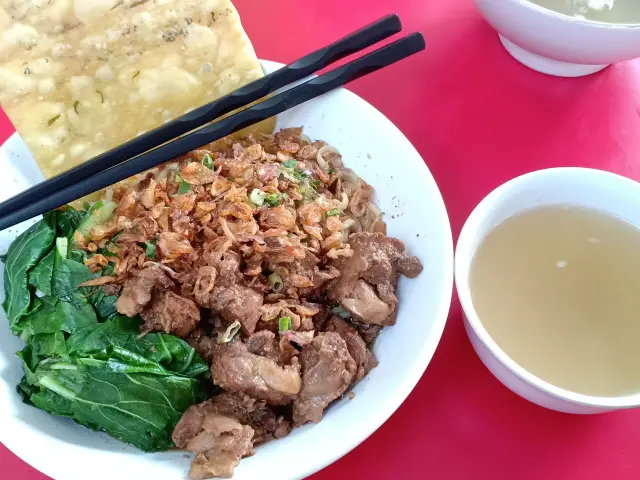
456, 167, 640, 413
474, 0, 640, 77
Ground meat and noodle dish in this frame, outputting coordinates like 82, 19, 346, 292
2, 128, 422, 479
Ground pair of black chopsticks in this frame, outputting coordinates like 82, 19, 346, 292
0, 14, 424, 231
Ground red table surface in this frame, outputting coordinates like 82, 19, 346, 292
3, 0, 640, 478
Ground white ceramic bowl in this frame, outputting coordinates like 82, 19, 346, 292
456, 167, 640, 414
474, 0, 640, 77
0, 60, 454, 480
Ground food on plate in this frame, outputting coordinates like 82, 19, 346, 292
0, 0, 274, 179
1, 128, 422, 478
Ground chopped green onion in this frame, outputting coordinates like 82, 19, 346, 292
132, 70, 140, 80
145, 240, 157, 259
249, 189, 266, 206
202, 153, 214, 169
282, 159, 297, 169
331, 306, 352, 319
309, 179, 321, 189
268, 272, 283, 292
96, 90, 105, 103
328, 167, 337, 174
327, 208, 340, 217
73, 100, 79, 114
279, 316, 292, 333
175, 173, 190, 195
227, 176, 234, 182
178, 181, 190, 195
264, 193, 280, 207
218, 320, 241, 344
47, 115, 61, 126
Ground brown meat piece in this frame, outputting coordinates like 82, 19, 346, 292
212, 392, 291, 445
325, 316, 378, 382
140, 291, 201, 338
328, 233, 422, 326
341, 280, 392, 326
116, 265, 173, 316
245, 330, 280, 363
173, 400, 255, 479
187, 329, 216, 363
293, 332, 356, 425
355, 323, 383, 345
173, 400, 215, 449
211, 341, 301, 406
209, 284, 263, 334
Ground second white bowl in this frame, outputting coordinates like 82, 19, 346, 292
474, 0, 640, 77
456, 167, 640, 413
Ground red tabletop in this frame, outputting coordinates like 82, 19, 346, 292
3, 0, 640, 478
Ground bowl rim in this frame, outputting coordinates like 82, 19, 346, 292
455, 167, 640, 409
0, 59, 455, 479
508, 0, 640, 29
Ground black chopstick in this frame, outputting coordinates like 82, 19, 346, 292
0, 14, 402, 218
0, 32, 425, 231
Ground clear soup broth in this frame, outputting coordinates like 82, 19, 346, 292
527, 0, 640, 24
470, 205, 640, 397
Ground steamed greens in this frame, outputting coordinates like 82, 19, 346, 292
3, 207, 209, 452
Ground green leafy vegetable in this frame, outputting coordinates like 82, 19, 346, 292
55, 206, 84, 239
28, 250, 54, 296
86, 287, 118, 320
2, 220, 209, 452
47, 115, 60, 126
28, 361, 206, 451
31, 332, 69, 362
279, 316, 292, 332
327, 208, 341, 217
2, 215, 56, 329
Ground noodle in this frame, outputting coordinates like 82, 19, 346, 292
316, 145, 338, 171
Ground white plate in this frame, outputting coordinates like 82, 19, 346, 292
0, 60, 453, 480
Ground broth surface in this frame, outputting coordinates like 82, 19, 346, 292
527, 0, 640, 23
470, 205, 640, 397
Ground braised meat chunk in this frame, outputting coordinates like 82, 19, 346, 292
173, 400, 255, 480
140, 291, 201, 338
328, 232, 423, 325
293, 332, 356, 425
325, 316, 378, 382
209, 285, 263, 335
212, 392, 291, 445
116, 265, 174, 316
211, 341, 302, 406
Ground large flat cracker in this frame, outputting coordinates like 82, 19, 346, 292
0, 0, 275, 179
